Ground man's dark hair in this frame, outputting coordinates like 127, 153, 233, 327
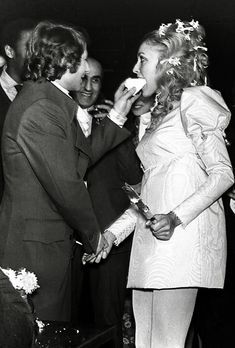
25, 20, 87, 81
0, 18, 36, 58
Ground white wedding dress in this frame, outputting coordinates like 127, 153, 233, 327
108, 86, 234, 289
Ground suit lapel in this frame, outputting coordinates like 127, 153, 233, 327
73, 117, 91, 155
73, 118, 92, 179
38, 81, 92, 179
0, 85, 11, 112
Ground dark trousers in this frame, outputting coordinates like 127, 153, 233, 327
190, 249, 235, 348
71, 244, 85, 324
71, 246, 131, 348
88, 251, 130, 348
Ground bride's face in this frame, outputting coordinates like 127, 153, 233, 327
133, 42, 161, 97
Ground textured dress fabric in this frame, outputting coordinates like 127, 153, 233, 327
110, 86, 234, 290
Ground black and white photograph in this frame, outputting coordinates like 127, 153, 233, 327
0, 1, 235, 347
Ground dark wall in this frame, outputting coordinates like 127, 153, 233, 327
0, 0, 235, 102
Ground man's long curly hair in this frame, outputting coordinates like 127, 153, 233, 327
25, 21, 86, 81
141, 20, 209, 132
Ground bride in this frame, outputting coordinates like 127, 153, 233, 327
87, 19, 234, 348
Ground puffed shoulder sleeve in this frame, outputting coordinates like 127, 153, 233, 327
173, 86, 234, 226
105, 206, 138, 246
180, 86, 231, 137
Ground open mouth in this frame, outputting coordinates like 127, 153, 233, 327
133, 102, 144, 109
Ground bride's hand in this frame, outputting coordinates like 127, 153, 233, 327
101, 230, 116, 258
146, 212, 181, 240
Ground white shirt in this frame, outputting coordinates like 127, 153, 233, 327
76, 107, 93, 137
0, 65, 19, 101
51, 81, 92, 137
51, 81, 126, 137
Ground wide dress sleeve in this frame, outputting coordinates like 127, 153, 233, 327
106, 205, 139, 246
173, 86, 234, 226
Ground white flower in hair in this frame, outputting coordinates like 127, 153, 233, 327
193, 45, 208, 51
175, 19, 194, 41
175, 19, 185, 33
169, 57, 181, 66
189, 19, 199, 29
161, 57, 181, 66
158, 23, 172, 36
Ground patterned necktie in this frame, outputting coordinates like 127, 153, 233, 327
76, 107, 92, 137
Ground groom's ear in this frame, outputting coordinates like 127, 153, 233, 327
4, 44, 15, 59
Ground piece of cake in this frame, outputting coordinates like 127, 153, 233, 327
124, 78, 146, 95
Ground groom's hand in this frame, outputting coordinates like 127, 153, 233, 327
82, 231, 116, 264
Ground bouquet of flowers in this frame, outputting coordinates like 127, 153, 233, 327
0, 267, 40, 294
0, 267, 45, 333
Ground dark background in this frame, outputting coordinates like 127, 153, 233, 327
0, 0, 235, 103
1, 2, 235, 345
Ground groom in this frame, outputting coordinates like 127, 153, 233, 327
0, 20, 139, 321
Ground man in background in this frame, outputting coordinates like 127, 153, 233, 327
71, 56, 113, 137
0, 18, 35, 200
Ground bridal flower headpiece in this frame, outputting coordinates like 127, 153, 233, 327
160, 57, 181, 66
158, 19, 208, 78
158, 18, 202, 42
160, 57, 181, 75
159, 23, 172, 37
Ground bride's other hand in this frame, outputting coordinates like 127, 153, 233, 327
146, 212, 181, 241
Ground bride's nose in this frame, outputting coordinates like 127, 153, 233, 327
133, 61, 140, 75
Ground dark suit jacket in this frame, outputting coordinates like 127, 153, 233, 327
0, 84, 11, 201
86, 120, 143, 254
0, 80, 129, 320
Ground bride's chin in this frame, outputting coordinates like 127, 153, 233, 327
142, 89, 152, 98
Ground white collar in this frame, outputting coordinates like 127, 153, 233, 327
0, 65, 18, 90
76, 106, 92, 123
50, 80, 71, 98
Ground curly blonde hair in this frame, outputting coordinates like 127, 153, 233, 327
141, 19, 209, 131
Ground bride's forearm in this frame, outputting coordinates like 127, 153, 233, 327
105, 206, 138, 246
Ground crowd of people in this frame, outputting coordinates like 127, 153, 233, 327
0, 16, 234, 348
